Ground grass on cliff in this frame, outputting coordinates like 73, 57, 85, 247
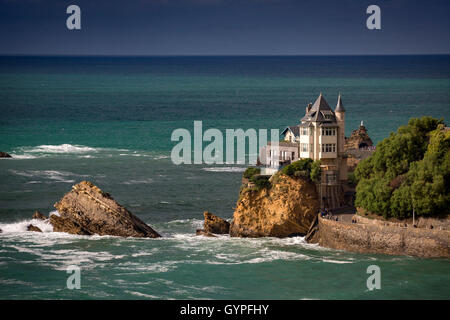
242, 159, 320, 194
354, 116, 449, 219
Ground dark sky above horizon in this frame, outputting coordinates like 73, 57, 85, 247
0, 0, 449, 56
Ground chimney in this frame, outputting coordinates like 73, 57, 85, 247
306, 102, 312, 114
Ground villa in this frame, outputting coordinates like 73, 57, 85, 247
259, 93, 349, 209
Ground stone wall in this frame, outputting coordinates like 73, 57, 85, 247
318, 215, 450, 258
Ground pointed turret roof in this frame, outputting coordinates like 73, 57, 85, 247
335, 93, 345, 112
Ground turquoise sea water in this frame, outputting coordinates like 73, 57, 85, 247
0, 56, 449, 299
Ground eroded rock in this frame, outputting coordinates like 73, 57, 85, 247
230, 174, 319, 237
32, 211, 47, 220
203, 211, 230, 234
196, 229, 217, 237
51, 181, 161, 238
27, 224, 42, 232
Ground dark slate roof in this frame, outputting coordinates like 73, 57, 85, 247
335, 93, 345, 112
311, 93, 332, 112
301, 93, 337, 123
281, 126, 300, 137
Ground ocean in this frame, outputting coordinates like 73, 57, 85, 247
0, 55, 449, 299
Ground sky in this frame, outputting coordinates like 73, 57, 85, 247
0, 0, 449, 55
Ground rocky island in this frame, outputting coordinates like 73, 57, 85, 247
29, 181, 161, 238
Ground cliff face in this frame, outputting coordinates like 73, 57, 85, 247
230, 174, 319, 237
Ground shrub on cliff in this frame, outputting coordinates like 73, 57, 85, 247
355, 117, 449, 219
281, 159, 321, 182
251, 175, 271, 190
243, 167, 261, 179
242, 167, 270, 190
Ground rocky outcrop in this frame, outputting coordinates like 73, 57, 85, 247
51, 181, 161, 238
27, 224, 42, 232
230, 174, 319, 237
32, 211, 47, 220
304, 215, 320, 243
345, 123, 373, 151
203, 211, 230, 234
0, 152, 12, 158
196, 229, 217, 237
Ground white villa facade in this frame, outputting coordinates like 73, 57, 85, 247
259, 93, 348, 208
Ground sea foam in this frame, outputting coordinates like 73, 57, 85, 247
202, 167, 246, 172
0, 219, 54, 233
26, 144, 97, 154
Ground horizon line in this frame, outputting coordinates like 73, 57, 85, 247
1, 53, 450, 58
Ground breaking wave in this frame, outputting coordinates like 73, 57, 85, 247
9, 169, 88, 183
0, 219, 54, 233
202, 167, 246, 172
8, 144, 170, 160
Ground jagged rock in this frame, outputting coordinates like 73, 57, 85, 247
32, 211, 47, 220
196, 229, 217, 237
345, 123, 373, 151
50, 214, 91, 235
51, 181, 161, 238
27, 224, 42, 232
203, 211, 230, 234
230, 174, 319, 237
0, 152, 12, 158
305, 214, 320, 243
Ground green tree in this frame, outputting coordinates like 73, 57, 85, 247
354, 117, 448, 219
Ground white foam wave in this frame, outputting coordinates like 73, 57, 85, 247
122, 178, 154, 185
0, 219, 54, 233
26, 144, 97, 154
10, 144, 117, 159
8, 154, 37, 159
321, 259, 354, 264
9, 170, 87, 183
202, 167, 246, 172
153, 155, 170, 160
49, 210, 60, 217
125, 290, 159, 299
78, 155, 96, 159
6, 245, 124, 271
